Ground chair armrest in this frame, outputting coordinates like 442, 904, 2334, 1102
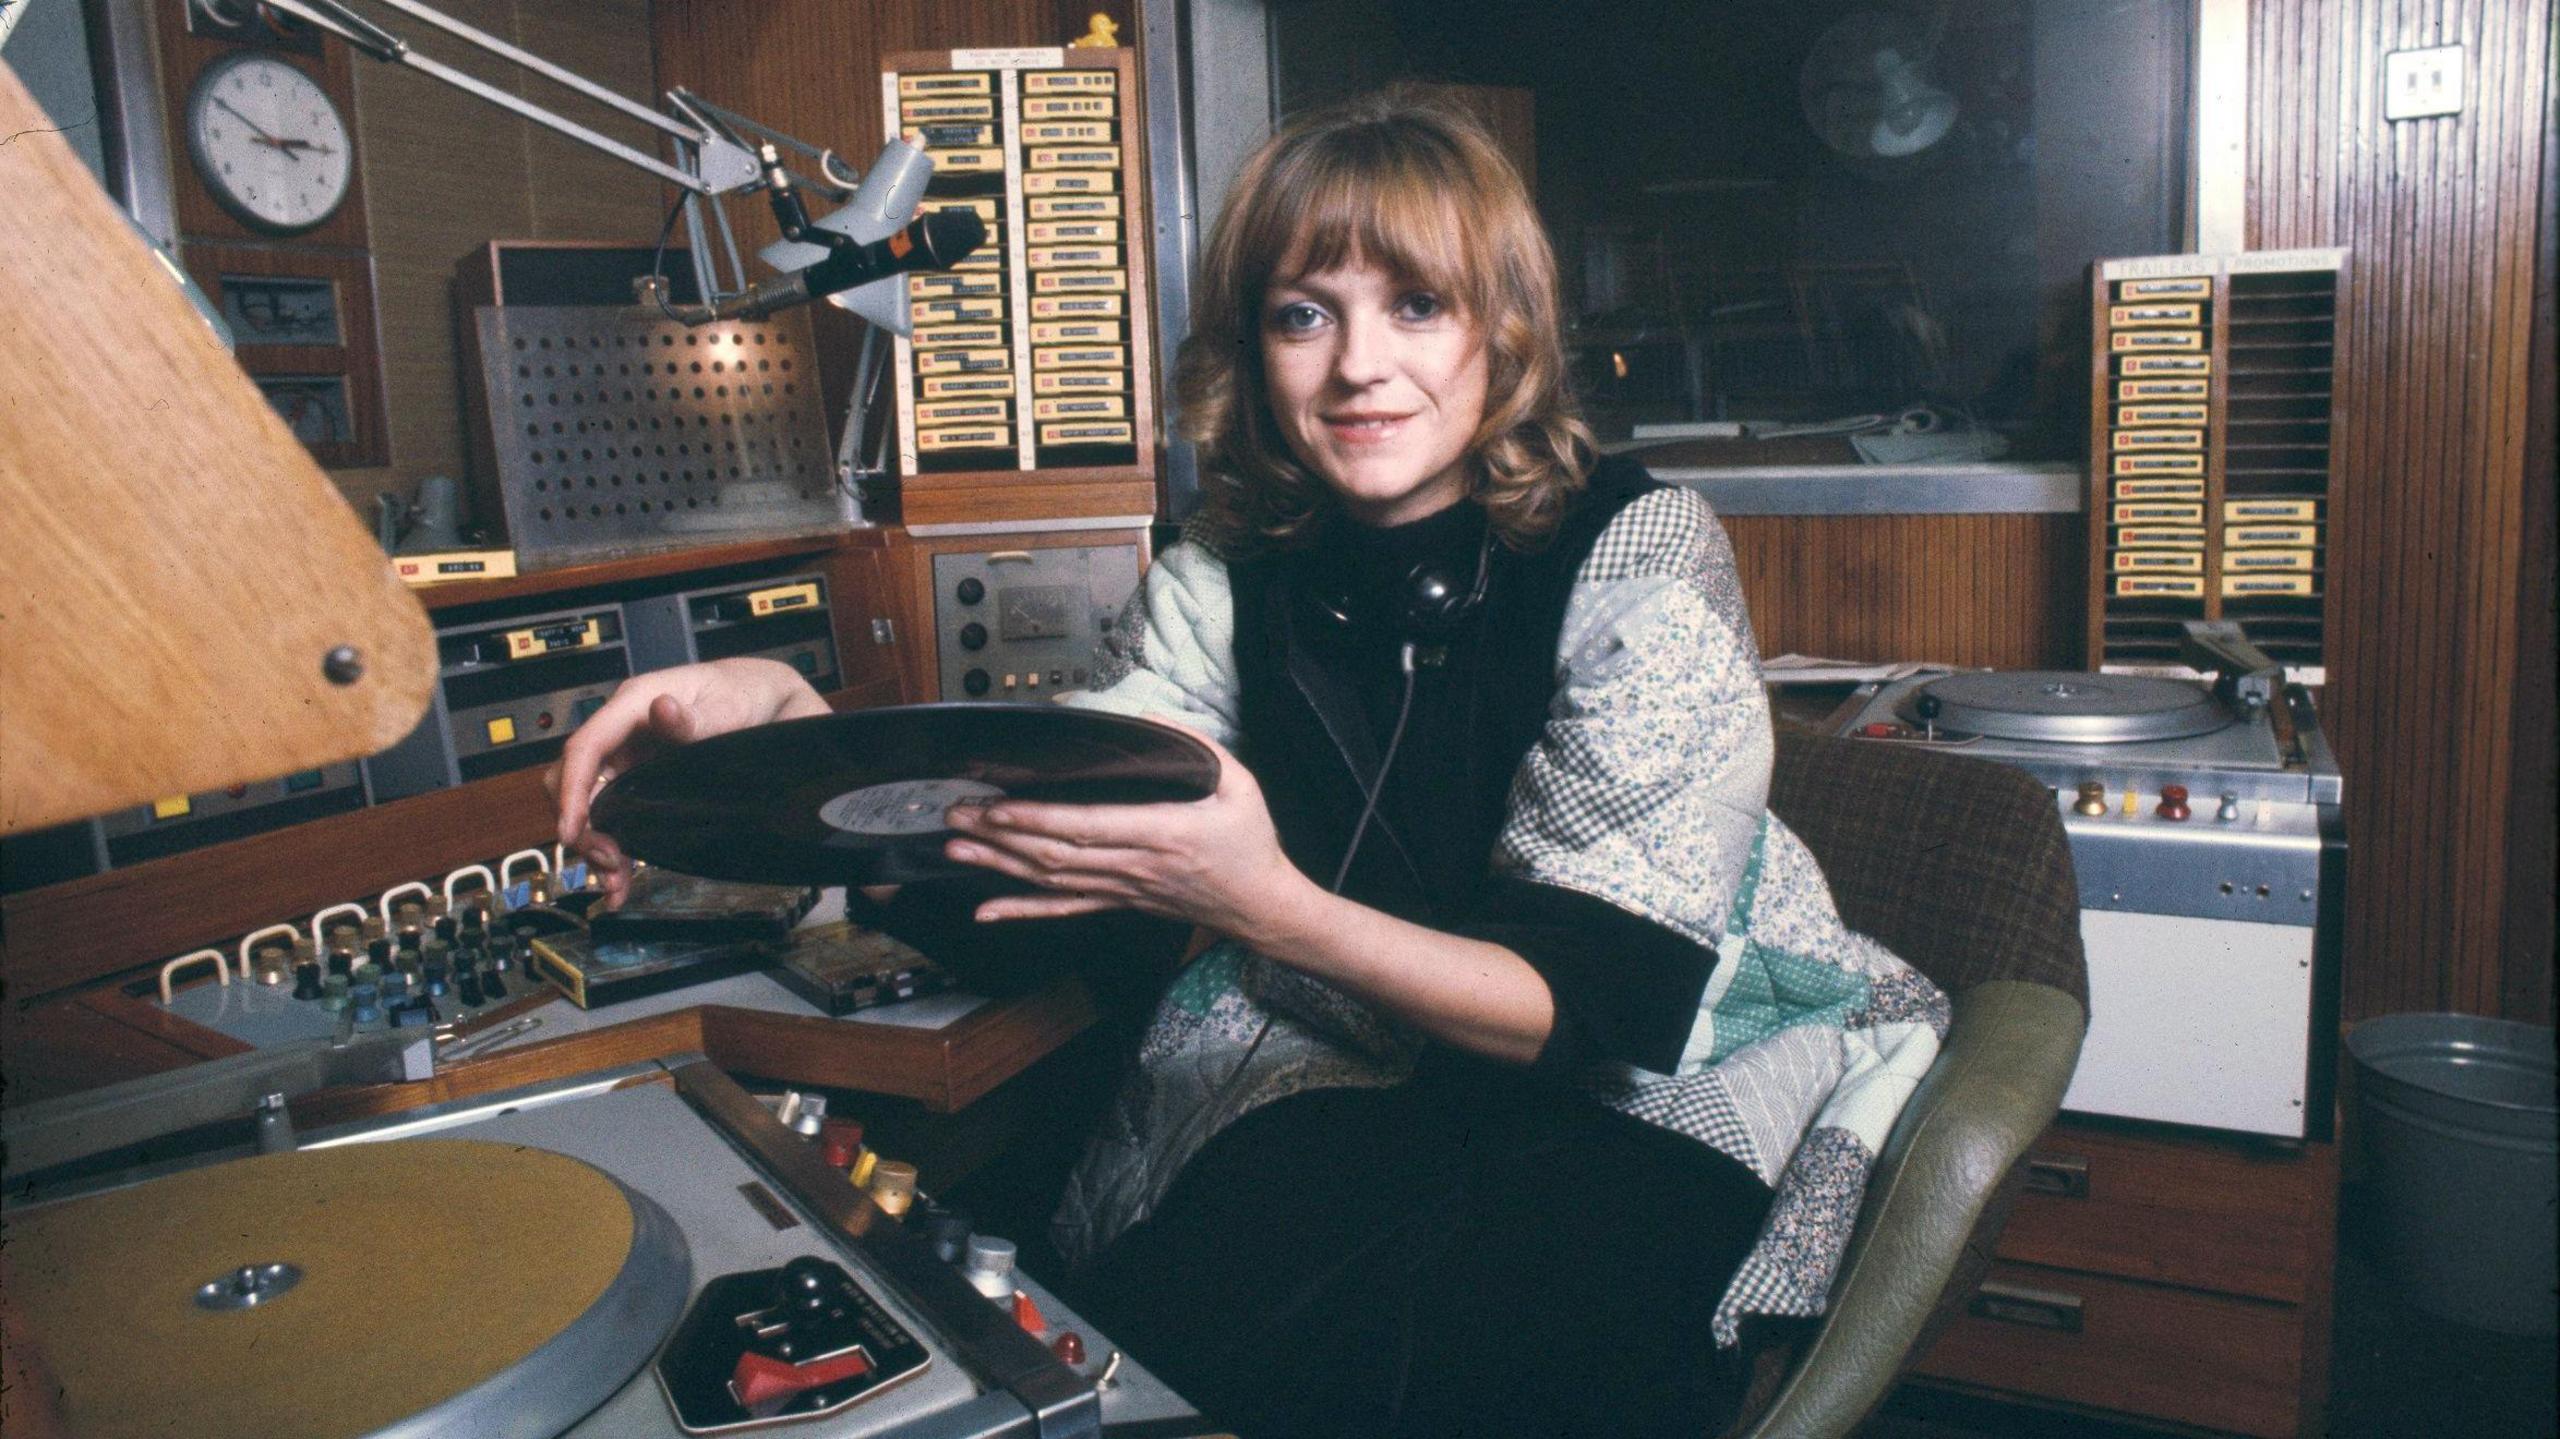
1736, 980, 2086, 1439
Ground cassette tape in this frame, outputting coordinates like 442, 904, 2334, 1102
2110, 303, 2203, 327
1029, 245, 1121, 269
917, 425, 1013, 452
911, 322, 1007, 349
2225, 524, 2319, 547
2115, 575, 2205, 597
1029, 146, 1122, 171
2116, 403, 2209, 426
1022, 121, 1114, 144
1033, 344, 1126, 370
2223, 498, 2319, 521
2112, 428, 2203, 451
2113, 478, 2205, 499
913, 296, 1006, 324
2111, 550, 2203, 572
1031, 293, 1125, 319
924, 146, 1004, 175
899, 73, 991, 97
2111, 329, 2203, 352
2224, 547, 2316, 571
913, 348, 1012, 375
1028, 220, 1117, 245
914, 121, 995, 148
2116, 276, 2212, 300
1023, 95, 1116, 120
2222, 573, 2315, 597
1030, 319, 1120, 345
1033, 395, 1127, 421
1024, 170, 1116, 194
921, 373, 1017, 398
1023, 69, 1117, 93
1039, 420, 1134, 446
2111, 502, 2204, 524
2115, 526, 2206, 548
2118, 378, 2212, 400
2118, 354, 2212, 375
914, 398, 1011, 427
2112, 453, 2204, 475
901, 97, 994, 123
910, 273, 1005, 301
1033, 269, 1128, 294
1029, 194, 1122, 220
1032, 370, 1126, 394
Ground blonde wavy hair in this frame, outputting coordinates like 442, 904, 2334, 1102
1175, 88, 1594, 552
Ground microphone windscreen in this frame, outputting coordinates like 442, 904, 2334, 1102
918, 208, 987, 267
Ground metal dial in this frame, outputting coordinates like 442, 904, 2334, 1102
185, 52, 353, 235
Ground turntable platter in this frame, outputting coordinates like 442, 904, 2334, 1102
4, 1140, 689, 1439
1899, 670, 2234, 744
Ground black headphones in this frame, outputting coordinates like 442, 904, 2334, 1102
1310, 522, 1495, 646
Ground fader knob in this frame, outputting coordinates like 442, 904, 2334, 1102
2217, 793, 2241, 823
292, 963, 324, 1001
2155, 784, 2191, 821
961, 1235, 1016, 1300
2072, 781, 2108, 817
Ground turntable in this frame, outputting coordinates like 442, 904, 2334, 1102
1832, 622, 2344, 1140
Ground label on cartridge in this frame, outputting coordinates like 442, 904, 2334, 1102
2225, 524, 2319, 547
2112, 428, 2203, 451
1024, 170, 1117, 194
2112, 478, 2205, 499
952, 250, 1005, 271
1029, 245, 1121, 269
2111, 329, 2203, 351
1029, 146, 1122, 171
910, 273, 1005, 300
914, 296, 1006, 324
1023, 95, 1116, 119
2111, 502, 2204, 524
1024, 69, 1117, 93
2118, 378, 2212, 400
915, 399, 1011, 427
747, 582, 820, 616
2117, 276, 2212, 300
1033, 395, 1127, 421
914, 122, 995, 148
2119, 354, 2212, 375
2223, 547, 2316, 571
900, 74, 992, 97
912, 323, 1007, 348
1022, 121, 1114, 144
2111, 550, 2203, 572
1032, 369, 1127, 394
931, 197, 1003, 222
2110, 303, 2203, 327
1031, 293, 1125, 318
2112, 453, 2204, 475
917, 425, 1013, 452
2115, 575, 2205, 597
1040, 420, 1135, 445
923, 374, 1018, 398
2116, 526, 2207, 548
1033, 344, 1126, 369
1030, 320, 1119, 345
2223, 498, 2319, 521
925, 147, 1004, 174
900, 98, 995, 123
2117, 404, 2209, 426
1033, 269, 1127, 293
1029, 195, 1121, 219
2222, 573, 2315, 597
914, 348, 1012, 374
1028, 220, 1117, 244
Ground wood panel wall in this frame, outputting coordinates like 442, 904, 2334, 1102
1724, 514, 2083, 671
2247, 0, 2555, 1023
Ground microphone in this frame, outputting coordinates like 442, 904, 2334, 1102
713, 208, 986, 321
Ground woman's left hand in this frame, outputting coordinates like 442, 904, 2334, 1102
943, 732, 1311, 936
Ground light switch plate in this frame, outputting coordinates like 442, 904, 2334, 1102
2384, 45, 2464, 121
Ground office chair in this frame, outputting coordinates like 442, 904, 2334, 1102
1724, 728, 2091, 1438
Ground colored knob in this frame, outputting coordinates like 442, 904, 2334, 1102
423, 962, 449, 997
2156, 784, 2191, 821
1011, 1288, 1044, 1333
292, 963, 324, 1000
956, 577, 985, 604
1051, 1330, 1087, 1365
321, 974, 350, 1012
962, 1235, 1017, 1299
2218, 793, 2241, 822
2073, 781, 2108, 817
962, 668, 992, 697
958, 621, 989, 651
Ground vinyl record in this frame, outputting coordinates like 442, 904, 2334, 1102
590, 703, 1222, 886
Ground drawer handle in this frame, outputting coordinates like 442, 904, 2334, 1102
1970, 1281, 2085, 1334
2023, 1153, 2090, 1199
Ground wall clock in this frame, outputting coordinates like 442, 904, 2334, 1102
183, 50, 354, 236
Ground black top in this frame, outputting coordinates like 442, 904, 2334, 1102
871, 456, 1720, 1076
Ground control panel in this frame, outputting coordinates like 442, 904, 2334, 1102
367, 603, 632, 801
930, 546, 1140, 701
625, 573, 841, 692
2, 761, 371, 889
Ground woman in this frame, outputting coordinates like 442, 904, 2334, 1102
553, 91, 1945, 1439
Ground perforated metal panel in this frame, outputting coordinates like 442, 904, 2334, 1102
474, 307, 848, 563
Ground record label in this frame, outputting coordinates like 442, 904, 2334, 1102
819, 779, 1005, 835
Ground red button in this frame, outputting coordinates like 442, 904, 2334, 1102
1860, 722, 1899, 738
1011, 1289, 1045, 1333
729, 1347, 872, 1409
1051, 1330, 1087, 1365
535, 711, 556, 731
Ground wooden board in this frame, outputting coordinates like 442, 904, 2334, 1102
0, 67, 435, 836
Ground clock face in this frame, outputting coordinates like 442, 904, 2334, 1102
185, 52, 353, 235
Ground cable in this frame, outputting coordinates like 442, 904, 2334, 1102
645, 190, 689, 326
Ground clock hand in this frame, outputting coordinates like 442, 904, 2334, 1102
212, 97, 286, 146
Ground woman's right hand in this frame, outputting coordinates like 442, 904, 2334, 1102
545, 658, 831, 903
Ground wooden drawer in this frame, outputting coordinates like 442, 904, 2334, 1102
1998, 1123, 2335, 1302
1913, 1260, 2307, 1437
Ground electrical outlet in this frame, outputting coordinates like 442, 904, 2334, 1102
2384, 45, 2464, 121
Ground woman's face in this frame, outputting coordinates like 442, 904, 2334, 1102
1259, 260, 1487, 527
